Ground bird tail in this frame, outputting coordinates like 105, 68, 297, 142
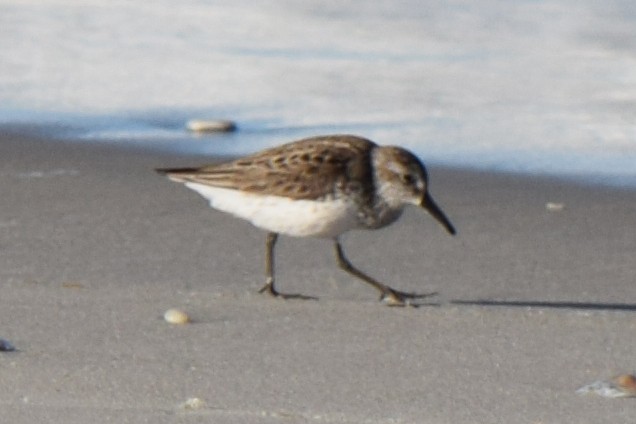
154, 167, 200, 183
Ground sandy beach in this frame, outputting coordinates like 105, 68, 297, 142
1, 128, 635, 423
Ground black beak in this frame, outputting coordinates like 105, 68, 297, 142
421, 192, 456, 235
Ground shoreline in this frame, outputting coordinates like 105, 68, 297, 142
3, 122, 636, 192
1, 129, 636, 422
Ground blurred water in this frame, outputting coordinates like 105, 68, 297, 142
1, 1, 635, 185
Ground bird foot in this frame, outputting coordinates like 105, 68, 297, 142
379, 288, 438, 307
258, 282, 318, 301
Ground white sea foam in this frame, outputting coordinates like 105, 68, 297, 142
1, 1, 635, 185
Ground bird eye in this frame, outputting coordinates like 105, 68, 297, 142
401, 174, 415, 185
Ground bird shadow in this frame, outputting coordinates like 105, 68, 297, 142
450, 299, 636, 312
272, 292, 319, 301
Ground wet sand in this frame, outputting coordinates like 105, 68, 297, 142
1, 129, 635, 423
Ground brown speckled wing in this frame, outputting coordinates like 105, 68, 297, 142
157, 135, 376, 200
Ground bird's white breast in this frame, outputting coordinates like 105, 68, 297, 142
184, 182, 360, 238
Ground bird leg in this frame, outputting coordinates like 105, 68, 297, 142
258, 232, 279, 296
333, 239, 436, 306
258, 232, 316, 300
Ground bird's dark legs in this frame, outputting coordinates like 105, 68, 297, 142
333, 238, 435, 306
333, 239, 392, 295
258, 232, 279, 296
258, 232, 316, 300
258, 233, 431, 305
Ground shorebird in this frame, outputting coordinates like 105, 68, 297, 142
157, 134, 455, 306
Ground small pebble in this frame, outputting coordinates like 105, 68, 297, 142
576, 374, 636, 398
164, 308, 190, 324
186, 119, 237, 133
0, 338, 15, 352
545, 202, 565, 211
180, 397, 206, 410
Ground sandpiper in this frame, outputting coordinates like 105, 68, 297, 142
156, 134, 456, 306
